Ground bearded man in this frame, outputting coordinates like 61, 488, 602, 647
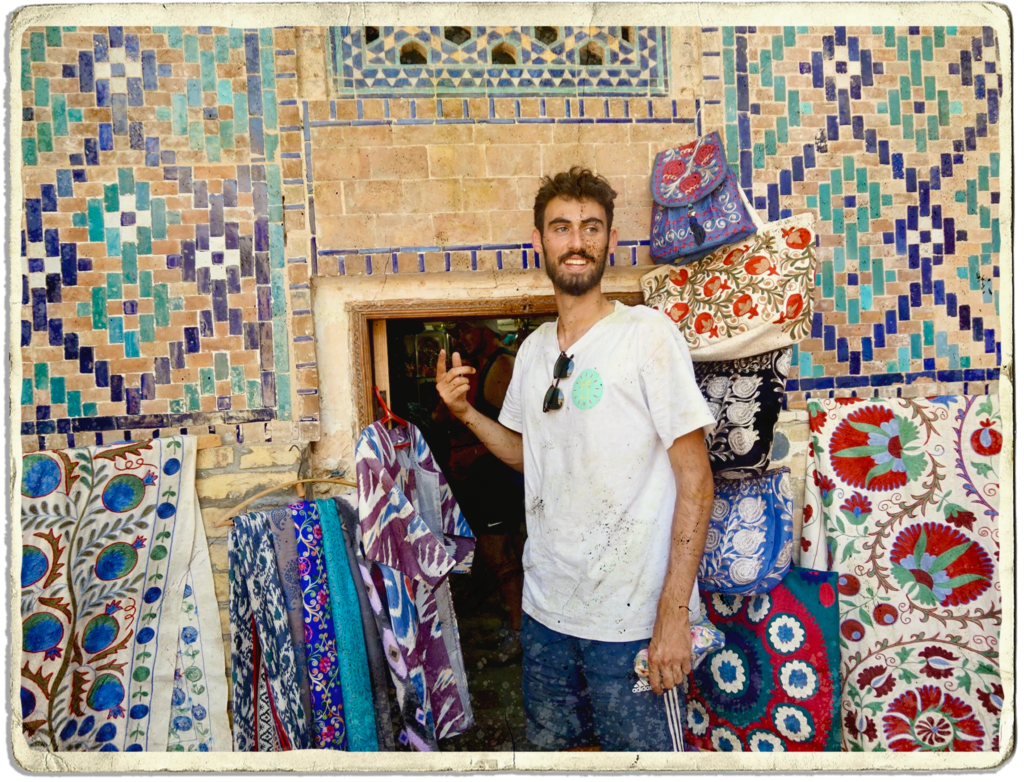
435, 167, 714, 751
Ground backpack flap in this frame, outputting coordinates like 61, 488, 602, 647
651, 132, 728, 207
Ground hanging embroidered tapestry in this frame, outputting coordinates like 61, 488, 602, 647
800, 396, 1003, 752
230, 512, 309, 752
686, 567, 842, 751
19, 436, 230, 752
291, 501, 349, 750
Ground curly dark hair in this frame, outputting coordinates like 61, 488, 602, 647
533, 167, 618, 234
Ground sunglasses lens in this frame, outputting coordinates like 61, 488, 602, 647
555, 355, 575, 379
543, 385, 563, 412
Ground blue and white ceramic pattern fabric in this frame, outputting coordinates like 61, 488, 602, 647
699, 467, 794, 594
229, 512, 308, 752
356, 421, 476, 749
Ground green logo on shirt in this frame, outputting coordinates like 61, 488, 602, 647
571, 369, 604, 410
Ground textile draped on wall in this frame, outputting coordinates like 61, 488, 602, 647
229, 513, 309, 752
356, 421, 476, 749
19, 436, 229, 752
291, 501, 349, 750
801, 396, 1003, 752
686, 568, 842, 752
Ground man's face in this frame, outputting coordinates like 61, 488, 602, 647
533, 197, 618, 297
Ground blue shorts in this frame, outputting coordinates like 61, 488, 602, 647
520, 613, 686, 751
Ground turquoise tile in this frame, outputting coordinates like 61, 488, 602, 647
783, 27, 795, 47
902, 114, 913, 140
845, 223, 857, 258
882, 194, 892, 206
270, 223, 285, 267
246, 379, 261, 408
884, 27, 895, 47
990, 152, 999, 177
205, 134, 221, 162
886, 360, 897, 373
888, 89, 901, 125
725, 87, 737, 121
259, 28, 274, 46
51, 94, 68, 136
34, 362, 49, 391
68, 107, 83, 123
813, 364, 824, 378
915, 128, 926, 153
184, 34, 199, 62
834, 246, 846, 275
910, 333, 922, 360
842, 157, 854, 181
168, 26, 183, 48
124, 330, 140, 358
776, 116, 788, 144
231, 366, 245, 394
105, 227, 121, 258
992, 218, 1000, 252
35, 76, 49, 106
764, 129, 776, 156
275, 373, 291, 420
856, 167, 867, 193
136, 181, 150, 210
725, 123, 739, 165
233, 92, 248, 125
73, 213, 87, 227
897, 36, 908, 61
773, 75, 785, 102
979, 166, 989, 190
189, 121, 204, 150
156, 106, 171, 122
83, 402, 98, 417
50, 376, 66, 405
859, 246, 870, 272
271, 270, 287, 317
273, 321, 290, 372
185, 383, 200, 412
910, 50, 922, 86
924, 75, 935, 101
22, 138, 37, 167
215, 352, 229, 381
753, 143, 765, 169
934, 27, 945, 47
967, 180, 977, 214
67, 390, 82, 417
927, 116, 939, 141
264, 91, 278, 128
170, 399, 184, 413
217, 78, 233, 105
857, 206, 868, 232
140, 269, 153, 298
885, 270, 896, 283
187, 78, 202, 107
46, 26, 62, 47
140, 313, 155, 342
22, 47, 33, 92
30, 31, 45, 61
138, 226, 152, 255
831, 203, 844, 235
787, 89, 800, 127
860, 284, 872, 311
104, 183, 119, 212
37, 123, 53, 152
229, 28, 243, 48
220, 119, 234, 149
22, 378, 33, 406
105, 278, 123, 311
155, 283, 170, 327
900, 75, 911, 102
847, 298, 860, 326
200, 367, 215, 395
265, 133, 278, 162
968, 256, 980, 289
760, 50, 773, 87
118, 167, 135, 196
201, 50, 216, 91
835, 285, 846, 313
167, 210, 181, 225
172, 94, 188, 135
869, 182, 880, 218
822, 260, 834, 298
152, 198, 167, 239
215, 35, 230, 63
92, 287, 108, 329
923, 321, 934, 347
108, 315, 124, 344
122, 242, 138, 284
950, 101, 961, 116
937, 90, 949, 125
77, 301, 90, 317
261, 48, 275, 88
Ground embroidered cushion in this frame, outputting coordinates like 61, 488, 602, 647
695, 348, 791, 479
685, 568, 842, 752
649, 132, 758, 264
699, 467, 794, 595
641, 213, 816, 362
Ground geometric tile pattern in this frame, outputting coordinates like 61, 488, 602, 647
327, 26, 670, 96
19, 25, 309, 452
701, 25, 1002, 407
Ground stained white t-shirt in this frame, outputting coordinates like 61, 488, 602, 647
499, 301, 716, 642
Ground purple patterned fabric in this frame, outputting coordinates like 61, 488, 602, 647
355, 421, 475, 748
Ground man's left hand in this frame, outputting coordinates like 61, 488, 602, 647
647, 609, 692, 696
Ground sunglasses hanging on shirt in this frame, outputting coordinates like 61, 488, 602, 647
542, 352, 574, 412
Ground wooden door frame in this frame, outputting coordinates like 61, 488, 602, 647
347, 292, 643, 431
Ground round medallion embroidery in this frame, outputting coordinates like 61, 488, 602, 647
571, 369, 603, 410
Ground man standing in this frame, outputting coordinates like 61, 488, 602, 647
435, 167, 715, 751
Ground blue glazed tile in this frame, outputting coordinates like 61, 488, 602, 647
94, 34, 109, 62
99, 123, 113, 150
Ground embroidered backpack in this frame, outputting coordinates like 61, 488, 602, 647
650, 132, 758, 264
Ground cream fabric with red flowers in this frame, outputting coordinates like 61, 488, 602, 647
641, 213, 816, 362
800, 396, 1003, 752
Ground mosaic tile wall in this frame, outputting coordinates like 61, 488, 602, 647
18, 26, 319, 453
18, 24, 1004, 453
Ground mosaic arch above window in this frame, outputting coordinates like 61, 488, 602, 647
327, 26, 670, 97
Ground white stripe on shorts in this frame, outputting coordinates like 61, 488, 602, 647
663, 687, 685, 751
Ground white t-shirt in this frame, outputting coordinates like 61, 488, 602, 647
499, 301, 716, 642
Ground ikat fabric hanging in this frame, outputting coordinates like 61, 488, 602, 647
685, 567, 842, 752
800, 396, 1003, 752
19, 436, 230, 752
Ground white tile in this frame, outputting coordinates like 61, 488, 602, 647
120, 194, 135, 213
109, 47, 126, 64
135, 210, 151, 228
104, 211, 122, 228
195, 250, 213, 268
125, 61, 143, 78
210, 262, 227, 280
210, 235, 226, 251
224, 248, 241, 265
120, 225, 138, 243
29, 271, 45, 289
110, 77, 128, 94
94, 61, 112, 79
28, 242, 45, 258
44, 257, 62, 274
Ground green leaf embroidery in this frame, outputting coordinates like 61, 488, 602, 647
956, 672, 972, 691
834, 445, 888, 459
901, 452, 928, 482
897, 668, 919, 684
977, 397, 993, 416
840, 539, 857, 563
847, 421, 890, 437
858, 606, 874, 627
928, 541, 973, 575
913, 528, 928, 564
896, 647, 913, 663
896, 415, 920, 447
941, 574, 986, 590
972, 461, 995, 478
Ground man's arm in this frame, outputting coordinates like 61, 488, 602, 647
647, 428, 714, 695
435, 349, 525, 472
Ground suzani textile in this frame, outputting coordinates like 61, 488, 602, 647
19, 436, 230, 752
801, 396, 1003, 752
230, 513, 309, 752
356, 421, 476, 749
686, 568, 842, 752
291, 501, 349, 750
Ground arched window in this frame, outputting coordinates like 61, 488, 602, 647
535, 26, 559, 46
491, 42, 517, 65
579, 42, 604, 66
621, 27, 633, 44
399, 41, 428, 65
444, 26, 472, 46
364, 27, 379, 44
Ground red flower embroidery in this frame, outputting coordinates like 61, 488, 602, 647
782, 225, 813, 250
890, 522, 994, 607
803, 504, 813, 524
837, 573, 860, 596
693, 142, 715, 167
731, 293, 758, 319
812, 469, 836, 504
668, 302, 690, 323
882, 685, 985, 751
977, 684, 1003, 716
694, 312, 719, 338
944, 504, 977, 531
833, 396, 860, 406
680, 172, 703, 194
857, 665, 896, 698
801, 537, 811, 552
918, 646, 958, 680
772, 292, 805, 323
743, 255, 777, 276
969, 419, 1002, 456
677, 140, 697, 157
662, 158, 686, 183
702, 275, 730, 297
840, 491, 872, 521
829, 405, 925, 492
872, 603, 898, 626
845, 710, 878, 742
841, 619, 865, 642
668, 267, 689, 287
721, 246, 747, 266
319, 656, 332, 674
808, 407, 826, 433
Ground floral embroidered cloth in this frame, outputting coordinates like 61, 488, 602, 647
356, 421, 476, 749
800, 396, 1003, 752
19, 436, 229, 751
686, 568, 842, 751
641, 213, 816, 361
291, 501, 349, 750
230, 512, 309, 752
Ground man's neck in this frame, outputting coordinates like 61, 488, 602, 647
554, 288, 615, 351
